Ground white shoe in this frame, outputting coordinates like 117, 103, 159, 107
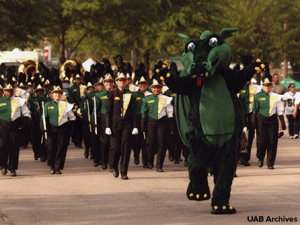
294, 134, 299, 139
290, 136, 294, 139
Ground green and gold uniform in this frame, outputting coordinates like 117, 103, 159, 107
252, 90, 284, 168
237, 84, 262, 164
41, 100, 75, 173
68, 84, 86, 147
92, 89, 111, 169
131, 90, 152, 167
141, 93, 173, 170
27, 94, 42, 160
0, 96, 30, 174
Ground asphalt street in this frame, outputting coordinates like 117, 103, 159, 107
0, 130, 300, 225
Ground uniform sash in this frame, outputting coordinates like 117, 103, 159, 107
58, 102, 67, 124
249, 86, 257, 111
158, 97, 168, 118
122, 93, 132, 118
11, 99, 20, 120
269, 95, 277, 116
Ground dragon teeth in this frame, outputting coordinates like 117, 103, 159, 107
205, 72, 209, 77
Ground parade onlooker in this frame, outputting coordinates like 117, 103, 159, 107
282, 83, 299, 139
271, 73, 288, 138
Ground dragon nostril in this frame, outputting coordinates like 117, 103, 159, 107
202, 62, 208, 67
191, 64, 195, 69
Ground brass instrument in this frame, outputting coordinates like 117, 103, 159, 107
59, 57, 86, 82
59, 60, 76, 82
18, 59, 39, 83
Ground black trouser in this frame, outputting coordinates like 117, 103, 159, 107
45, 123, 70, 170
286, 114, 299, 137
146, 116, 168, 169
0, 118, 22, 171
166, 119, 174, 159
109, 121, 132, 175
73, 117, 83, 147
100, 114, 109, 165
21, 121, 30, 147
30, 118, 42, 158
172, 122, 189, 161
256, 114, 278, 166
131, 117, 147, 164
239, 113, 255, 161
82, 113, 94, 157
91, 115, 101, 164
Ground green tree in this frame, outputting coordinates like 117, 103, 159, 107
0, 0, 51, 49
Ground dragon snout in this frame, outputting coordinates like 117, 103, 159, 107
188, 62, 212, 76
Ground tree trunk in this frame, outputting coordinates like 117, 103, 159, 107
291, 63, 300, 81
59, 36, 66, 67
131, 44, 139, 70
282, 19, 288, 79
282, 60, 288, 79
143, 49, 150, 77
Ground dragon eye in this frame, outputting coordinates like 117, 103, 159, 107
209, 37, 218, 47
187, 42, 195, 52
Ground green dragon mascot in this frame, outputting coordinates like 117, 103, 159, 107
156, 28, 264, 214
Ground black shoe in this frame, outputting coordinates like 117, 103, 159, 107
157, 168, 163, 172
168, 155, 174, 161
143, 164, 150, 168
102, 163, 108, 170
134, 157, 140, 165
77, 145, 83, 148
179, 158, 183, 162
243, 161, 250, 166
84, 150, 89, 159
50, 167, 55, 175
278, 131, 284, 138
184, 160, 188, 167
22, 145, 28, 149
113, 169, 119, 178
34, 154, 39, 161
234, 173, 237, 177
40, 155, 46, 162
267, 165, 274, 169
90, 154, 94, 160
109, 166, 113, 172
10, 170, 17, 177
94, 161, 98, 167
2, 168, 7, 175
257, 160, 263, 167
149, 164, 153, 169
121, 173, 128, 180
55, 169, 62, 174
237, 159, 243, 165
174, 159, 180, 164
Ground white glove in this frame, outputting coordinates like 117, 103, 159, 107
243, 127, 248, 133
132, 128, 138, 135
105, 128, 112, 135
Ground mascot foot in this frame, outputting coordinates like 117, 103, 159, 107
186, 182, 210, 201
211, 205, 236, 214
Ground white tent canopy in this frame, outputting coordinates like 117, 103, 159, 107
83, 58, 96, 72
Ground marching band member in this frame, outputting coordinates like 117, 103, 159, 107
92, 74, 114, 170
252, 75, 285, 169
131, 76, 152, 167
68, 74, 85, 148
105, 72, 138, 180
0, 84, 30, 176
42, 86, 75, 175
141, 79, 173, 172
